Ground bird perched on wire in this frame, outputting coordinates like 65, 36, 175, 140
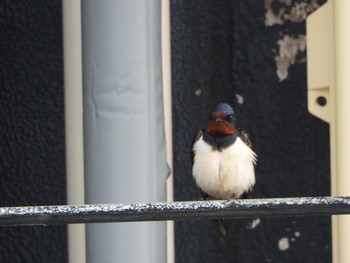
192, 103, 257, 236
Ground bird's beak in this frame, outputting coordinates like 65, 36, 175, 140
215, 118, 224, 122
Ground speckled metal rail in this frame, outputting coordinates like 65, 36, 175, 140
0, 196, 349, 226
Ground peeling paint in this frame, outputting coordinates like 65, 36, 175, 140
280, 0, 292, 5
265, 0, 322, 81
275, 35, 306, 81
235, 93, 244, 104
284, 2, 319, 22
247, 218, 261, 229
278, 237, 290, 251
195, 89, 202, 96
265, 0, 320, 26
265, 0, 288, 26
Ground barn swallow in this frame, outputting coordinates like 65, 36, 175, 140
192, 103, 257, 236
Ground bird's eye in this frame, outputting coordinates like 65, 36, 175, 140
227, 115, 234, 121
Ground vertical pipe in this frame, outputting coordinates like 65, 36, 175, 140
62, 0, 86, 262
334, 0, 350, 262
161, 1, 174, 263
82, 1, 167, 262
329, 1, 338, 260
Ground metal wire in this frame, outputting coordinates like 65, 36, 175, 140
0, 196, 349, 226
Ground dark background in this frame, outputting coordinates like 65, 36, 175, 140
0, 1, 67, 262
171, 0, 330, 262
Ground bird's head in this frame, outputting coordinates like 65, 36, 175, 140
204, 103, 237, 136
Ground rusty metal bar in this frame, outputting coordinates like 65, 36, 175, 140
0, 196, 349, 226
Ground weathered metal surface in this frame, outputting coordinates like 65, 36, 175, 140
0, 196, 349, 226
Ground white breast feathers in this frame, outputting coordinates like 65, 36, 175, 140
192, 136, 257, 199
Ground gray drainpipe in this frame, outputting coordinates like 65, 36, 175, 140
82, 1, 168, 262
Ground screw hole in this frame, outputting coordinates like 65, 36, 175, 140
316, 96, 327, 107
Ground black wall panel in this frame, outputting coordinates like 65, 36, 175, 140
171, 1, 330, 262
0, 1, 67, 262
